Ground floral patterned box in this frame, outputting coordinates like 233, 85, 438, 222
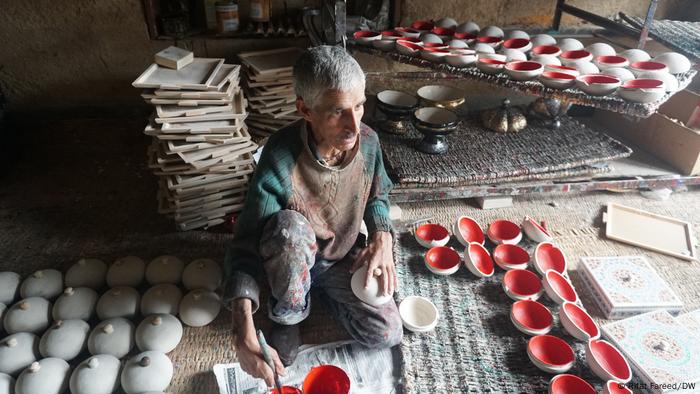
579, 256, 683, 319
603, 310, 700, 393
675, 309, 700, 337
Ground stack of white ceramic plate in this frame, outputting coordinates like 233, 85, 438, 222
133, 57, 257, 230
238, 48, 304, 138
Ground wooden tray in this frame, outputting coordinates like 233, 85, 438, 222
206, 64, 240, 91
151, 80, 239, 99
155, 104, 234, 118
133, 58, 224, 90
603, 202, 697, 261
238, 47, 303, 75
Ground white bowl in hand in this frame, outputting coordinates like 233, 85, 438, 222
351, 265, 392, 307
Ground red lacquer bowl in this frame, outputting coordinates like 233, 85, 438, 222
303, 365, 351, 394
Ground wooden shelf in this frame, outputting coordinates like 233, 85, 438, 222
349, 43, 697, 118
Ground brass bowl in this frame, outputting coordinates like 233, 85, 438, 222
417, 85, 466, 109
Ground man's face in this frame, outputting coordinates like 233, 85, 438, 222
297, 86, 366, 152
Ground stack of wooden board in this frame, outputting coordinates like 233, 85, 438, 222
239, 47, 304, 138
133, 57, 257, 231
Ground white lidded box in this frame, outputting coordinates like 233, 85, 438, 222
602, 310, 700, 394
579, 256, 682, 319
155, 46, 194, 70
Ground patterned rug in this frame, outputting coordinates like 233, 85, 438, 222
393, 189, 700, 393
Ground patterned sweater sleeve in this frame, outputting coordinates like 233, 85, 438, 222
222, 136, 293, 313
362, 128, 395, 235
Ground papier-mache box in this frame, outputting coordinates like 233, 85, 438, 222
155, 46, 194, 70
603, 310, 700, 394
675, 309, 700, 337
579, 256, 683, 319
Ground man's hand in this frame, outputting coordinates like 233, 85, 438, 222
231, 299, 285, 387
350, 231, 397, 296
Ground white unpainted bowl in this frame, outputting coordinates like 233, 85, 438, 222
575, 74, 620, 96
420, 33, 443, 44
506, 30, 530, 40
455, 21, 480, 34
372, 39, 396, 52
585, 339, 633, 384
473, 43, 496, 54
557, 38, 584, 52
521, 216, 553, 242
618, 79, 666, 103
572, 61, 600, 75
351, 265, 392, 307
638, 71, 679, 92
435, 17, 457, 29
479, 25, 504, 38
585, 42, 616, 57
619, 48, 650, 64
501, 48, 527, 62
396, 41, 422, 57
531, 55, 561, 67
603, 67, 636, 83
542, 270, 579, 305
399, 296, 438, 332
447, 39, 469, 49
653, 52, 692, 74
531, 34, 556, 47
559, 301, 600, 341
477, 58, 506, 74
544, 64, 580, 77
446, 52, 478, 67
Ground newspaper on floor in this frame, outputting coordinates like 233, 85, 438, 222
213, 340, 399, 394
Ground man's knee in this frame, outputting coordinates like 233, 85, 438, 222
260, 210, 316, 255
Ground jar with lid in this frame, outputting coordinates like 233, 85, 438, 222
215, 1, 239, 33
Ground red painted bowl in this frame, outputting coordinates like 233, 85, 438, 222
487, 219, 522, 245
503, 38, 531, 51
542, 270, 578, 304
522, 216, 553, 242
604, 380, 633, 394
464, 242, 495, 278
622, 78, 664, 89
629, 61, 668, 72
303, 365, 351, 394
454, 32, 477, 40
532, 45, 561, 56
586, 339, 632, 383
511, 300, 552, 335
533, 242, 567, 275
503, 270, 543, 301
454, 216, 485, 247
395, 27, 421, 39
271, 387, 303, 394
411, 20, 434, 31
544, 64, 580, 77
595, 55, 629, 69
527, 335, 575, 374
422, 42, 448, 49
353, 31, 381, 46
560, 50, 593, 66
494, 244, 530, 270
380, 30, 403, 39
431, 27, 455, 36
424, 246, 461, 275
549, 374, 595, 394
559, 301, 600, 341
414, 223, 449, 248
477, 36, 503, 48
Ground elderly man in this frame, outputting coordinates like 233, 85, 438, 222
224, 45, 403, 386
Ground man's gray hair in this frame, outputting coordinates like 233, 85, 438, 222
293, 45, 365, 108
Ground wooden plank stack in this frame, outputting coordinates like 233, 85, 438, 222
133, 48, 257, 231
239, 47, 304, 138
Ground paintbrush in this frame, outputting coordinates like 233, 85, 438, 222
257, 329, 283, 393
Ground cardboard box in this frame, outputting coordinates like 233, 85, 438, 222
594, 90, 700, 175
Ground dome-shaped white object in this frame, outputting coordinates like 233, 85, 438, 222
557, 38, 583, 52
141, 284, 182, 316
106, 256, 145, 288
3, 298, 51, 335
120, 351, 173, 394
0, 272, 21, 305
135, 314, 183, 353
531, 55, 561, 66
69, 355, 121, 394
0, 303, 6, 334
585, 42, 616, 57
619, 48, 650, 64
351, 265, 392, 307
455, 21, 479, 34
0, 333, 39, 376
447, 39, 469, 49
52, 287, 98, 321
420, 33, 443, 44
39, 319, 90, 361
480, 26, 504, 38
179, 290, 221, 327
501, 48, 527, 62
146, 256, 184, 285
88, 317, 135, 359
19, 270, 62, 300
182, 258, 222, 291
96, 286, 140, 320
65, 258, 107, 290
653, 52, 691, 74
0, 372, 14, 394
506, 30, 529, 40
15, 358, 70, 394
573, 62, 600, 75
435, 17, 457, 29
531, 34, 556, 47
604, 67, 636, 83
473, 43, 495, 54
